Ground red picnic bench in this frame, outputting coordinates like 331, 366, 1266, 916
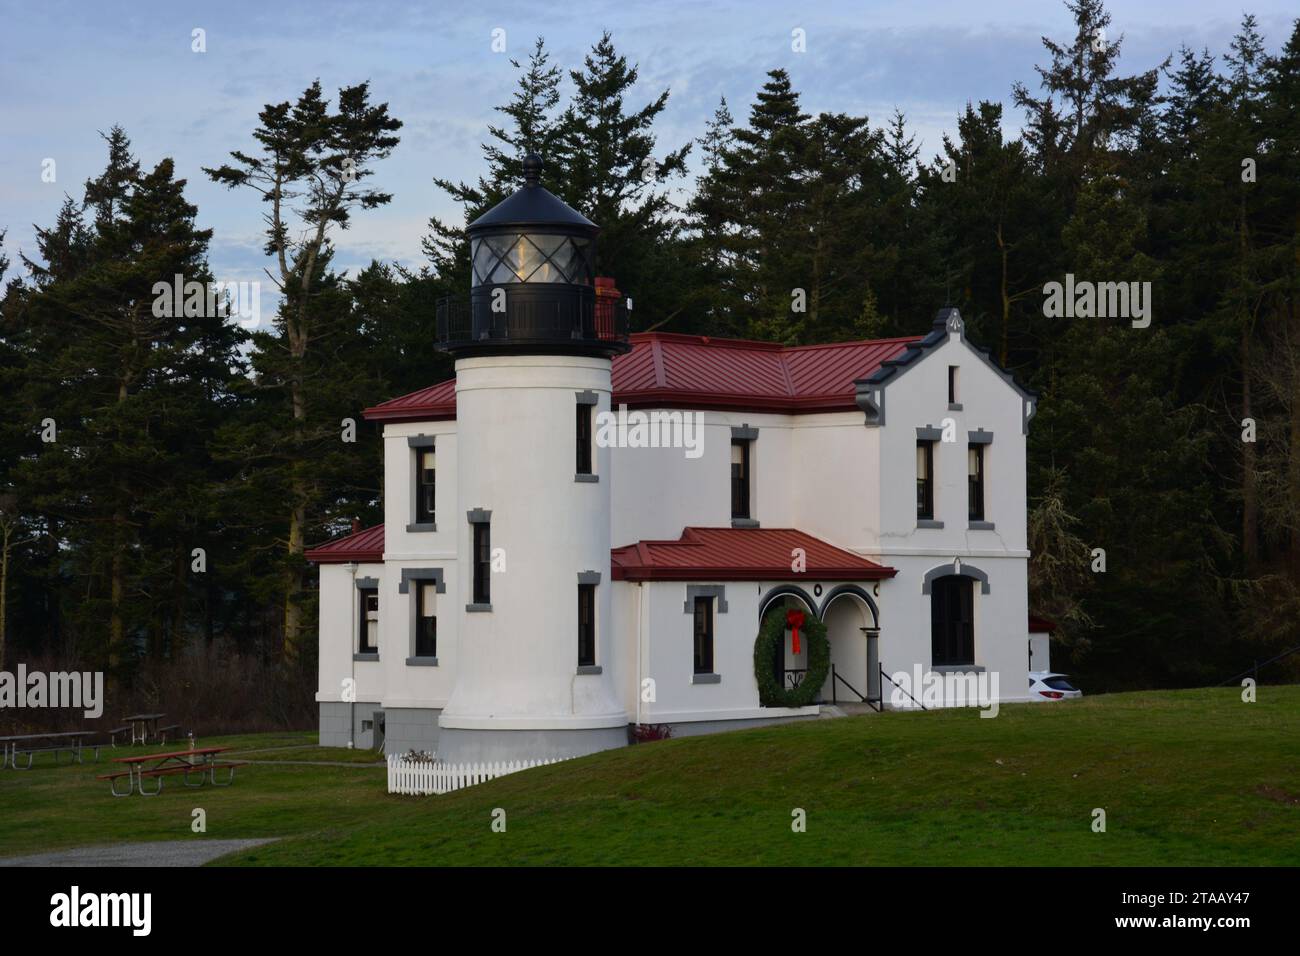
96, 746, 247, 797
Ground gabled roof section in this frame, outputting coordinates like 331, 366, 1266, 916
610, 527, 897, 582
364, 332, 921, 422
364, 379, 457, 423
304, 524, 385, 564
855, 308, 1039, 433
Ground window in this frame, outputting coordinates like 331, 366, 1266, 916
472, 520, 491, 606
693, 596, 714, 675
358, 588, 378, 654
415, 582, 437, 657
916, 440, 935, 520
576, 402, 593, 476
577, 583, 596, 666
731, 440, 751, 520
968, 443, 985, 521
948, 365, 958, 405
415, 447, 435, 523
931, 576, 975, 666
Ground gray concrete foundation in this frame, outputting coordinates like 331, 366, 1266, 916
318, 701, 382, 750
661, 713, 821, 738
382, 707, 442, 755
435, 724, 628, 763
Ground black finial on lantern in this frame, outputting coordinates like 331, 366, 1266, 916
522, 152, 543, 186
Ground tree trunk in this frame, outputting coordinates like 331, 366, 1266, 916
1241, 329, 1258, 570
1240, 202, 1258, 571
997, 222, 1011, 366
0, 522, 10, 671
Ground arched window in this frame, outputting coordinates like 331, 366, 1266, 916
931, 575, 974, 666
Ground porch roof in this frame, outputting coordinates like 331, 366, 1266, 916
611, 527, 897, 582
304, 523, 385, 563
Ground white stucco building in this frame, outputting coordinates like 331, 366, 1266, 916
308, 155, 1046, 762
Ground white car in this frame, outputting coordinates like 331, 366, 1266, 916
1028, 671, 1082, 701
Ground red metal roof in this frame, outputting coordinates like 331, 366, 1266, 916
304, 523, 385, 563
307, 523, 897, 582
611, 527, 896, 582
363, 332, 922, 422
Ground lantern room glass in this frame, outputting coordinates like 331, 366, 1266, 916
470, 234, 591, 287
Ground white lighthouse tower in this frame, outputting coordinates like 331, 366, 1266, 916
434, 154, 630, 762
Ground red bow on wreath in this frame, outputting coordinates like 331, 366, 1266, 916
786, 608, 806, 655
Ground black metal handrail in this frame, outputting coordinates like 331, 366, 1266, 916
436, 292, 630, 352
830, 664, 880, 713
1216, 642, 1300, 687
879, 664, 928, 710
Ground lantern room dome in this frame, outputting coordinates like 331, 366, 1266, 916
467, 154, 597, 233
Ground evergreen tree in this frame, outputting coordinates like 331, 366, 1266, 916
205, 81, 401, 661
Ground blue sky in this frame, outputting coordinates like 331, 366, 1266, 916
2, 0, 1296, 318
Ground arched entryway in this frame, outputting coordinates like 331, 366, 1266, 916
817, 586, 879, 704
757, 586, 818, 697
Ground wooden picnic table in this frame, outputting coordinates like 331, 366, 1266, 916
96, 746, 247, 797
121, 712, 167, 745
0, 730, 99, 770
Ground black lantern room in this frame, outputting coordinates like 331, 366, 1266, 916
436, 153, 630, 358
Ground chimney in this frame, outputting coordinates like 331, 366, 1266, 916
351, 517, 362, 536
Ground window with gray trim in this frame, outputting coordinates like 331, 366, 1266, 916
731, 440, 751, 520
468, 510, 491, 608
931, 575, 975, 666
399, 568, 445, 661
575, 391, 597, 477
408, 436, 436, 531
968, 443, 985, 521
693, 596, 714, 675
358, 587, 379, 654
414, 581, 437, 657
916, 439, 935, 520
577, 583, 596, 667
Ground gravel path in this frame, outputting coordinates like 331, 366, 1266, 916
0, 838, 277, 867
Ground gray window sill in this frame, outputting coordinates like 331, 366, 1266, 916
353, 652, 379, 662
692, 672, 721, 684
916, 519, 944, 529
968, 520, 996, 530
731, 518, 759, 529
406, 656, 439, 667
948, 402, 963, 411
466, 603, 492, 613
931, 664, 984, 674
576, 664, 602, 675
405, 522, 437, 533
574, 473, 598, 483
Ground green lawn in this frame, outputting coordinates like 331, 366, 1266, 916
1, 687, 1297, 866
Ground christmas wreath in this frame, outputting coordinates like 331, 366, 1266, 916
753, 605, 829, 708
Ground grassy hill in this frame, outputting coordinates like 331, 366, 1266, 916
2, 687, 1297, 866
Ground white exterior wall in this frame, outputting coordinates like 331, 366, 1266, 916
315, 560, 386, 706
438, 355, 626, 735
609, 410, 797, 545
380, 421, 460, 711
317, 318, 1038, 743
619, 578, 818, 725
870, 323, 1033, 704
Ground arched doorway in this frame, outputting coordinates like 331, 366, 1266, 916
817, 586, 878, 703
757, 586, 818, 698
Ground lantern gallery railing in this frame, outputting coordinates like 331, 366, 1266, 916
436, 293, 631, 355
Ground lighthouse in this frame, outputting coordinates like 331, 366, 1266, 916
433, 154, 631, 762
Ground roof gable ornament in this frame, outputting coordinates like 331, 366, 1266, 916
936, 307, 964, 336
856, 307, 1038, 434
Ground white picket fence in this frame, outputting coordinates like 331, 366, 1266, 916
387, 753, 567, 795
